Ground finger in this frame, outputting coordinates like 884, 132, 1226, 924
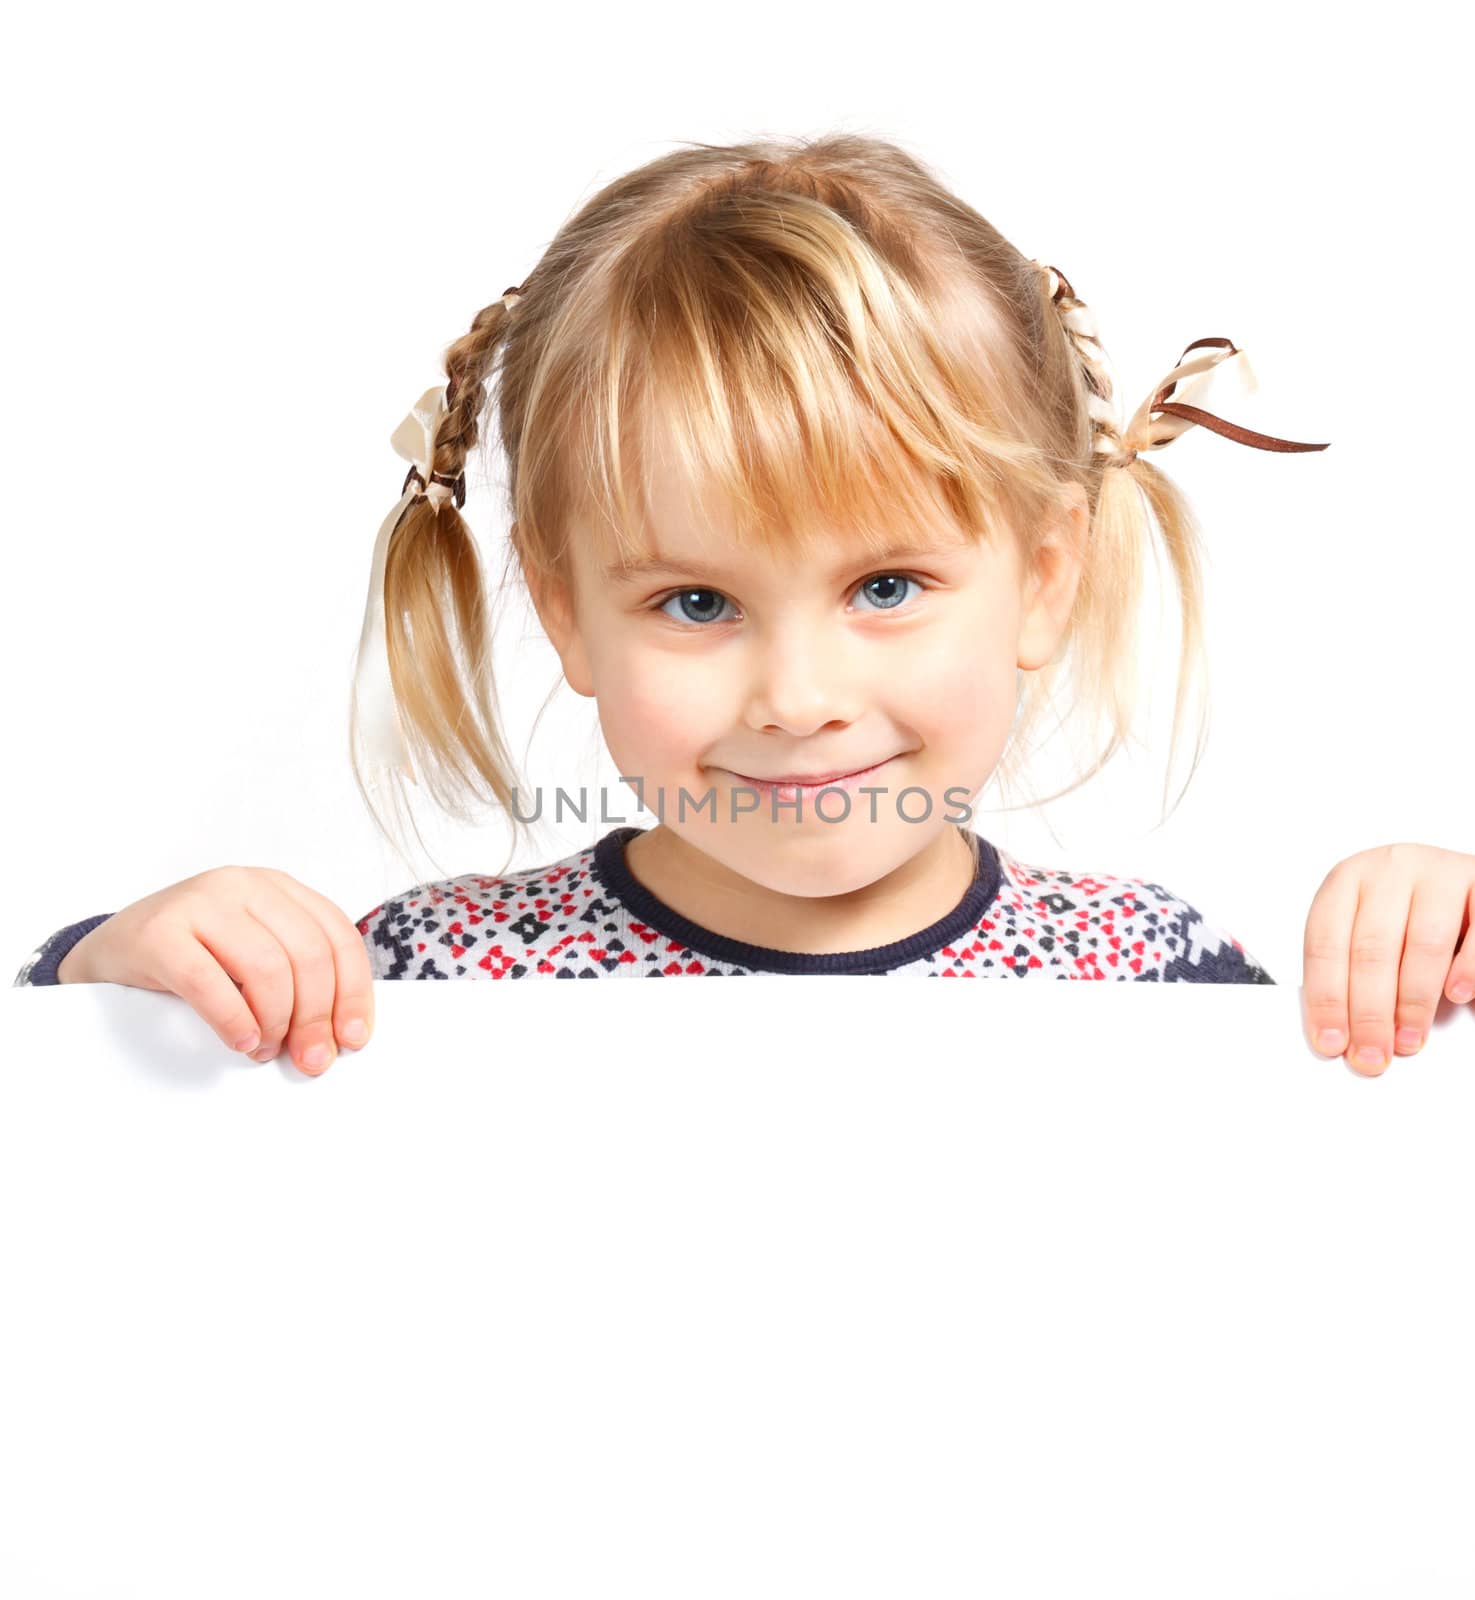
150, 920, 277, 1056
192, 906, 304, 1069
1342, 870, 1416, 1076
267, 873, 377, 1053
232, 884, 344, 1076
1441, 881, 1475, 1009
1302, 866, 1359, 1061
1391, 877, 1466, 1057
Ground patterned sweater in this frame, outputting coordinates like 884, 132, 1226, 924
14, 824, 1275, 985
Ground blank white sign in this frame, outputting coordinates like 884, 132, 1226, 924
2, 977, 1472, 1600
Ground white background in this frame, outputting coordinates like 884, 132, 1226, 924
4, 1, 1468, 983
3, 8, 1474, 1595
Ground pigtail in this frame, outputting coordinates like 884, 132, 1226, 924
1035, 263, 1204, 827
1011, 263, 1326, 831
349, 287, 529, 879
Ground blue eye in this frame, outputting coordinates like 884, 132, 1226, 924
652, 572, 924, 628
852, 574, 918, 612
658, 588, 733, 626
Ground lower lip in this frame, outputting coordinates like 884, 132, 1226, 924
725, 757, 896, 802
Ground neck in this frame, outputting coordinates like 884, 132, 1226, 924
622, 823, 978, 956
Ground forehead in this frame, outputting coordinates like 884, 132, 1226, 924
586, 411, 983, 585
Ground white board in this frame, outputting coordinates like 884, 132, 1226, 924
2, 977, 1472, 1600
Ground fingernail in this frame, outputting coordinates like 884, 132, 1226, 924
234, 1032, 261, 1054
1315, 1029, 1346, 1055
1354, 1044, 1386, 1069
251, 1046, 275, 1063
341, 1018, 368, 1046
1451, 983, 1473, 1004
1395, 1026, 1424, 1052
302, 1043, 331, 1069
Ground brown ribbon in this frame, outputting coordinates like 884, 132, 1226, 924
1035, 261, 1330, 467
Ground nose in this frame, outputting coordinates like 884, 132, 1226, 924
741, 622, 864, 736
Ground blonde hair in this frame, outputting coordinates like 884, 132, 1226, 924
351, 131, 1253, 878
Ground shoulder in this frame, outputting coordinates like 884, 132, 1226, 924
988, 845, 1275, 984
354, 838, 615, 980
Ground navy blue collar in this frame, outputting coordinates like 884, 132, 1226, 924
592, 825, 1002, 975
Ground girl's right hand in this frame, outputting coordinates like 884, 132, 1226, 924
56, 866, 374, 1077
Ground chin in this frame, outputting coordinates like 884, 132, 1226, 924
730, 826, 899, 897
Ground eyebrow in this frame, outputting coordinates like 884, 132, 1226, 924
602, 541, 964, 586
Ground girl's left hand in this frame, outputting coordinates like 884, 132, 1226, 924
1304, 842, 1475, 1075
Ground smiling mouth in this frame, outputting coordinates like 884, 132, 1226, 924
726, 757, 896, 788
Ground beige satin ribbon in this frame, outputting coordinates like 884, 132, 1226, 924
1117, 341, 1259, 460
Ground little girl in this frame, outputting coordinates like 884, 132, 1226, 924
16, 133, 1475, 1080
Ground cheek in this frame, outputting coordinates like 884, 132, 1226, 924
899, 616, 1016, 746
915, 672, 1015, 773
590, 638, 719, 772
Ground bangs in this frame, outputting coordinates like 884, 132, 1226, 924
569, 224, 1052, 576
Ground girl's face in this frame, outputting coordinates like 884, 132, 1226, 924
525, 455, 1085, 901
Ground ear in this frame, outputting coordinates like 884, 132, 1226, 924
515, 523, 597, 698
1016, 484, 1088, 673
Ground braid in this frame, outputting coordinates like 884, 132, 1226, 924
430, 283, 525, 491
1032, 262, 1135, 470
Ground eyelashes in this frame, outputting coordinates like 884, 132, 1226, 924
650, 572, 929, 628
